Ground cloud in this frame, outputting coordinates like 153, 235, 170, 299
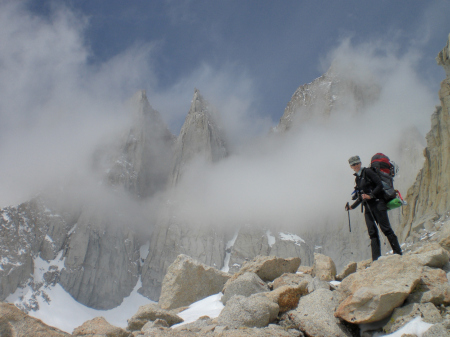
0, 1, 440, 239
0, 2, 156, 207
168, 36, 437, 233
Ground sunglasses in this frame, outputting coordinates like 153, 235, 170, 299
350, 163, 360, 167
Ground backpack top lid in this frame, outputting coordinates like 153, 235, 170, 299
371, 153, 391, 175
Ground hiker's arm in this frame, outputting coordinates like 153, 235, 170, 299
350, 198, 361, 210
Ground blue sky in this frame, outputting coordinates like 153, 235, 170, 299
23, 0, 450, 130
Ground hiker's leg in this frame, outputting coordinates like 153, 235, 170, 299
374, 202, 402, 255
365, 211, 381, 261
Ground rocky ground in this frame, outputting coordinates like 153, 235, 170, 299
3, 216, 450, 337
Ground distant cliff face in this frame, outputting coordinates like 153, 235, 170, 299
276, 64, 381, 132
398, 35, 450, 242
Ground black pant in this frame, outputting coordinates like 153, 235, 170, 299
364, 200, 395, 238
364, 199, 401, 260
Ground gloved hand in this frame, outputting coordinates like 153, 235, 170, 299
345, 203, 351, 211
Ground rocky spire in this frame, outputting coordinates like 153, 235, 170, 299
399, 34, 450, 242
170, 89, 228, 186
106, 90, 175, 198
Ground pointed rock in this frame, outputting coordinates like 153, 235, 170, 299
170, 89, 228, 185
105, 90, 175, 198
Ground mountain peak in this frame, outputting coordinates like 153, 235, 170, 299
170, 89, 228, 185
189, 88, 209, 116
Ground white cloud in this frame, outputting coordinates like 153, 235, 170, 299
168, 37, 437, 233
0, 2, 155, 207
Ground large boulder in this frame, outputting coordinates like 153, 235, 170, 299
408, 243, 450, 268
282, 288, 354, 337
217, 294, 279, 328
127, 303, 183, 331
221, 272, 269, 304
0, 303, 70, 337
406, 266, 450, 306
72, 317, 129, 337
158, 254, 230, 310
312, 253, 336, 281
223, 256, 301, 291
335, 254, 423, 324
382, 303, 442, 334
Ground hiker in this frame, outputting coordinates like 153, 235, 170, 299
345, 155, 402, 260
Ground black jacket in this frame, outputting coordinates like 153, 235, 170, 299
351, 167, 384, 209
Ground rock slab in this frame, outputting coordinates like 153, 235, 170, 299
158, 254, 230, 310
335, 254, 423, 324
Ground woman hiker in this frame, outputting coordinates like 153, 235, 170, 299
345, 155, 402, 260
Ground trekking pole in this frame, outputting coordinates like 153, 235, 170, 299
346, 202, 353, 254
346, 202, 352, 232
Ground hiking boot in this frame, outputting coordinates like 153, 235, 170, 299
387, 234, 402, 255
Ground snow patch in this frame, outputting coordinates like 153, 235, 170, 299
266, 230, 276, 248
139, 241, 150, 265
221, 230, 238, 273
360, 316, 433, 337
279, 232, 305, 246
173, 293, 224, 327
7, 277, 154, 334
45, 234, 54, 243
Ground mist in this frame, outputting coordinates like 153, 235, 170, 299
169, 38, 438, 233
0, 1, 441, 238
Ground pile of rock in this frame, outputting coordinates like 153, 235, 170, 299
130, 245, 450, 337
3, 243, 450, 336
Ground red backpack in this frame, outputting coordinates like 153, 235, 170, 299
370, 153, 395, 176
369, 153, 396, 201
